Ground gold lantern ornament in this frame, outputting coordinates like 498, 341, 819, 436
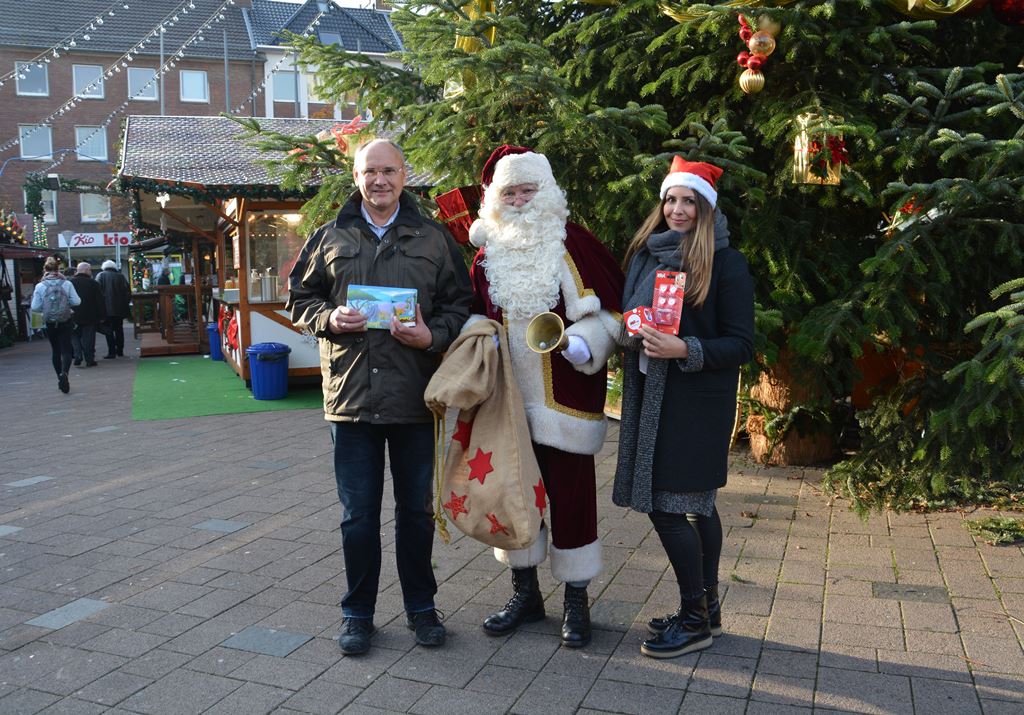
793, 113, 848, 186
739, 68, 765, 94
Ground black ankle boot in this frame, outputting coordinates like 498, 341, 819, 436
561, 584, 591, 648
640, 594, 712, 659
482, 567, 545, 636
706, 583, 722, 637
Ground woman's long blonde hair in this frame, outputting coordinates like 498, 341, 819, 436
623, 192, 716, 308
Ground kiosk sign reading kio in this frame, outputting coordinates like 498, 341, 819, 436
57, 232, 132, 248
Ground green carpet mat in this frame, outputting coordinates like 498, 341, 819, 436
132, 356, 323, 420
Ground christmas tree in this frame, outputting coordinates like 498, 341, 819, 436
261, 0, 1024, 509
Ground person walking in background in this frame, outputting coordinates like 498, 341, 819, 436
31, 256, 81, 393
69, 262, 105, 367
95, 260, 131, 359
466, 146, 623, 648
288, 139, 473, 655
613, 158, 754, 658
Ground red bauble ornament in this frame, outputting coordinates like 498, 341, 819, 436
739, 27, 753, 42
737, 51, 751, 67
992, 0, 1024, 24
746, 55, 765, 71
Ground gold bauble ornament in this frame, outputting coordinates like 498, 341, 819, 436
747, 31, 776, 58
757, 14, 782, 36
739, 69, 765, 94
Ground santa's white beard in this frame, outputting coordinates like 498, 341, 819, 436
479, 203, 567, 321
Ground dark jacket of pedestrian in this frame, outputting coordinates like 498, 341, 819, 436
288, 191, 473, 424
96, 261, 131, 319
70, 267, 106, 325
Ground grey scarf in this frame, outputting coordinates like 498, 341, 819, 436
622, 207, 731, 314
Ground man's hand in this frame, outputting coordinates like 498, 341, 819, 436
640, 324, 688, 360
328, 305, 368, 334
391, 304, 433, 350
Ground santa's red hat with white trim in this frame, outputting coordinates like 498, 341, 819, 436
659, 156, 724, 207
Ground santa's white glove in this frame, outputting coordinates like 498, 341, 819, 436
561, 335, 591, 365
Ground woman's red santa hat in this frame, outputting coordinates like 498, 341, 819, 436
659, 156, 724, 207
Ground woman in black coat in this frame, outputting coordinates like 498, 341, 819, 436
613, 158, 754, 659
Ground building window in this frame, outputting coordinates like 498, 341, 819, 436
80, 194, 111, 223
128, 67, 158, 101
25, 189, 57, 224
179, 70, 209, 102
18, 125, 52, 160
318, 31, 342, 46
75, 127, 108, 161
273, 71, 298, 102
73, 64, 105, 99
15, 61, 48, 96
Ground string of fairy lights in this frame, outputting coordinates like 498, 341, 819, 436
1, 0, 242, 155
0, 0, 143, 88
228, 10, 327, 116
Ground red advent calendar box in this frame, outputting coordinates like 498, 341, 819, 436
435, 185, 483, 245
652, 271, 686, 334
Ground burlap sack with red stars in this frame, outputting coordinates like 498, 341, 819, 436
424, 318, 544, 550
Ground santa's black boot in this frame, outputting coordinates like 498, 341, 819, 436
482, 567, 545, 636
561, 584, 591, 648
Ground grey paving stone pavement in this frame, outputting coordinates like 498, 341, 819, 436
2, 338, 1023, 713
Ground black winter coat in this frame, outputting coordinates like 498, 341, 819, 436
96, 268, 131, 319
69, 274, 106, 325
613, 244, 755, 512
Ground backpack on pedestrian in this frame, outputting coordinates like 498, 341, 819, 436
42, 279, 73, 324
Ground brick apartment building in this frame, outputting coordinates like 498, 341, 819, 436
0, 0, 398, 265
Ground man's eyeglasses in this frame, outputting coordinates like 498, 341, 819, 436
360, 167, 402, 179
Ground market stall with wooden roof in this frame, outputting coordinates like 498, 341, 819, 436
118, 114, 343, 378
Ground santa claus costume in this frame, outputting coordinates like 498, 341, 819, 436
466, 146, 623, 647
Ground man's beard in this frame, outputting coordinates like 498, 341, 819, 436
480, 201, 567, 320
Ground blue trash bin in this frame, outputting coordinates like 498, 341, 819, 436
246, 342, 291, 400
206, 323, 223, 361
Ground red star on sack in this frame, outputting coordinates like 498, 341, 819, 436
467, 448, 494, 485
487, 513, 510, 536
451, 419, 473, 451
443, 491, 469, 520
533, 479, 547, 517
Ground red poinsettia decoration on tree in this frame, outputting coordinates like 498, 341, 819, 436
807, 135, 851, 180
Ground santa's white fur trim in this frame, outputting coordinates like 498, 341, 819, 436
494, 524, 548, 568
488, 152, 555, 192
660, 173, 717, 207
550, 538, 602, 583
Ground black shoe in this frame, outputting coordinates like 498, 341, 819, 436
116, 351, 124, 357
337, 618, 374, 655
561, 584, 592, 648
648, 584, 722, 638
58, 373, 69, 394
85, 361, 98, 367
407, 609, 446, 647
73, 358, 82, 366
103, 354, 116, 359
483, 567, 546, 636
640, 595, 712, 659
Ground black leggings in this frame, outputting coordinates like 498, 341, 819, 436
45, 321, 74, 377
649, 506, 722, 603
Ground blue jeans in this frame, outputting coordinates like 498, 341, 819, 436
330, 421, 437, 620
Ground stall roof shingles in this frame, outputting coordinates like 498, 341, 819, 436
119, 114, 434, 188
119, 115, 340, 186
0, 0, 255, 60
247, 0, 400, 53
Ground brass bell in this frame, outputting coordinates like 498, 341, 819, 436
526, 312, 568, 354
